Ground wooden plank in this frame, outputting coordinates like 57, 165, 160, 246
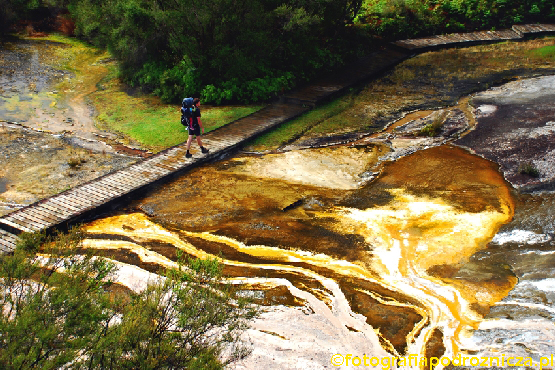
128, 163, 166, 177
60, 194, 98, 210
0, 244, 14, 253
15, 209, 56, 227
59, 189, 102, 207
0, 234, 17, 252
9, 212, 50, 230
108, 169, 140, 182
141, 162, 173, 175
0, 236, 16, 249
123, 168, 161, 182
68, 184, 109, 200
14, 204, 60, 224
93, 181, 129, 195
0, 217, 35, 233
99, 177, 137, 192
39, 201, 74, 219
63, 187, 103, 203
6, 211, 49, 230
137, 159, 171, 171
68, 187, 111, 204
62, 188, 105, 206
26, 205, 64, 223
48, 196, 81, 212
55, 193, 91, 209
77, 183, 118, 198
0, 230, 18, 249
108, 177, 142, 191
86, 182, 121, 197
153, 162, 181, 172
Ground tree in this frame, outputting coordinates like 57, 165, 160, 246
0, 228, 258, 369
67, 0, 369, 103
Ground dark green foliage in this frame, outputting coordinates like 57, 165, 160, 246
66, 0, 366, 104
0, 0, 41, 35
0, 229, 258, 369
357, 0, 555, 40
4, 0, 555, 103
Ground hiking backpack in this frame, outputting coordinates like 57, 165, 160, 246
181, 97, 194, 128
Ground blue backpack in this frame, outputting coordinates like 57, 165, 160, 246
181, 97, 194, 128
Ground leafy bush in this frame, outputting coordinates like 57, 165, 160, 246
65, 0, 366, 104
0, 228, 258, 369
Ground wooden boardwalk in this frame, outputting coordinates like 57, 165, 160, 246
1, 23, 554, 252
393, 24, 555, 51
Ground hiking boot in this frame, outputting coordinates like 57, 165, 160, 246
185, 151, 192, 158
201, 146, 209, 154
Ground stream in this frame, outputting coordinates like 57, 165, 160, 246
2, 38, 555, 369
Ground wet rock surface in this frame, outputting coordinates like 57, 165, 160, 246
0, 122, 136, 215
456, 75, 555, 192
0, 38, 140, 214
0, 38, 68, 99
455, 192, 555, 363
3, 34, 555, 369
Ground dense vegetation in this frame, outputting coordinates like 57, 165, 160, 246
66, 0, 366, 104
358, 0, 555, 39
0, 229, 258, 369
1, 0, 554, 104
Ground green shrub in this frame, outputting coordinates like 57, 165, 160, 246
357, 0, 555, 40
1, 228, 259, 369
418, 112, 447, 137
518, 162, 540, 177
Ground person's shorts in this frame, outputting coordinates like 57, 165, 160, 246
188, 124, 201, 136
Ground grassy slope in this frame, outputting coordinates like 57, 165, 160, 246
43, 34, 263, 153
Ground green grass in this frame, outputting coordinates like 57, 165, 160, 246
33, 34, 555, 153
518, 162, 540, 177
91, 65, 263, 152
36, 34, 263, 153
94, 84, 263, 151
529, 45, 555, 59
245, 97, 354, 151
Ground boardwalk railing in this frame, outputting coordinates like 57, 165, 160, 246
1, 23, 554, 253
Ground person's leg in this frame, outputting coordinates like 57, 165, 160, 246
197, 136, 209, 153
186, 135, 193, 157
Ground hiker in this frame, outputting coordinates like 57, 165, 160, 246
182, 98, 209, 158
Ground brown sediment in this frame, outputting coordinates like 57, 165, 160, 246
341, 282, 425, 355
358, 145, 514, 214
240, 284, 307, 307
424, 328, 446, 366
